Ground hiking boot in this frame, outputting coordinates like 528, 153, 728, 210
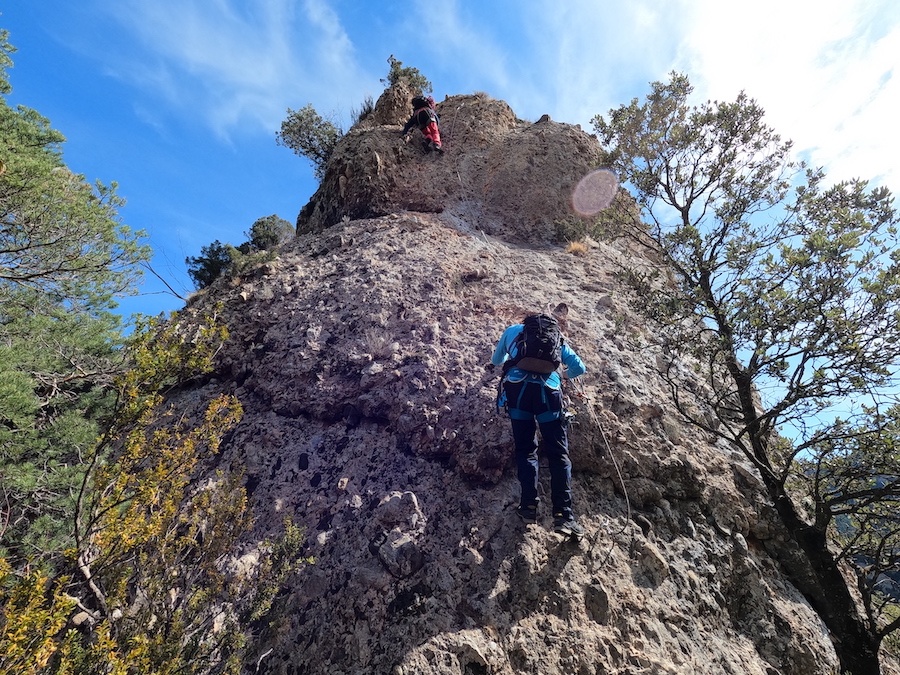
517, 504, 538, 523
553, 514, 584, 539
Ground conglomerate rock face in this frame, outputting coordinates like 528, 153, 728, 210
297, 91, 603, 247
174, 88, 843, 674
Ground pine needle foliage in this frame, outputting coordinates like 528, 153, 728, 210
1, 313, 307, 674
0, 29, 150, 568
2, 33, 306, 672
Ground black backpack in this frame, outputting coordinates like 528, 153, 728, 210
508, 314, 563, 374
414, 107, 438, 129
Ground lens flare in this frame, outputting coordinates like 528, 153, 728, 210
572, 169, 618, 216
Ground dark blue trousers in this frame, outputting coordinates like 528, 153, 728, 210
504, 379, 573, 519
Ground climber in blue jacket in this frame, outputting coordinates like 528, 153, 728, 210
491, 306, 586, 539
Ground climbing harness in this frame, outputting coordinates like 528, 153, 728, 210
493, 324, 634, 568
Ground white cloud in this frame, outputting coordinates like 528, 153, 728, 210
673, 0, 900, 188
300, 0, 358, 84
96, 0, 370, 138
421, 1, 692, 130
409, 0, 513, 93
530, 0, 689, 127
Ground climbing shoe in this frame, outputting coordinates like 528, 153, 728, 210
517, 504, 538, 523
553, 515, 584, 539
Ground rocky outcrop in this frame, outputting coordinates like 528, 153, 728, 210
174, 88, 848, 673
297, 92, 603, 247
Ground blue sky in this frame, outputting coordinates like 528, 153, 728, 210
2, 1, 898, 317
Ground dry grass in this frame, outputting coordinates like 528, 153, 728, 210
566, 241, 589, 256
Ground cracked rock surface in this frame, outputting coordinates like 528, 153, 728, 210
171, 88, 850, 674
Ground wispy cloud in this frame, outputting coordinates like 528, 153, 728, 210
396, 0, 684, 132
673, 0, 899, 187
94, 0, 370, 138
406, 0, 513, 95
511, 0, 689, 126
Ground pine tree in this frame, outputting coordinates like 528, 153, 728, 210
0, 30, 150, 565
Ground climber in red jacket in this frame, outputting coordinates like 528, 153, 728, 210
401, 95, 443, 154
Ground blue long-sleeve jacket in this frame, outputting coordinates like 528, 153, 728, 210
491, 323, 586, 389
